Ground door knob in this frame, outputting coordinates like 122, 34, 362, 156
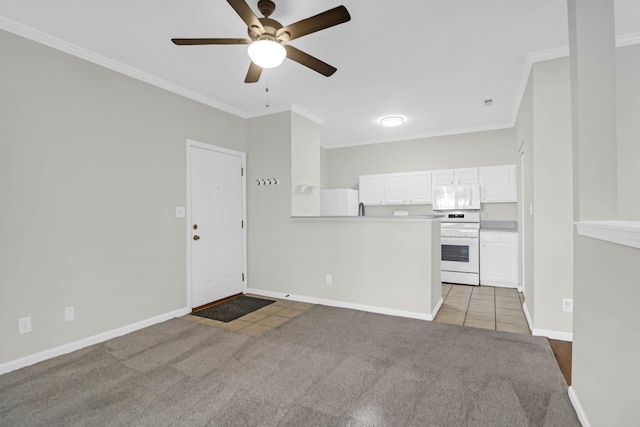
193, 235, 200, 241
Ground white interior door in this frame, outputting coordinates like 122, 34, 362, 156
189, 144, 244, 308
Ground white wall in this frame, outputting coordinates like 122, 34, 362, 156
320, 147, 330, 190
568, 1, 639, 425
568, 0, 618, 220
569, 0, 640, 426
0, 29, 247, 366
531, 58, 574, 335
515, 73, 534, 321
616, 43, 640, 220
247, 112, 441, 317
572, 237, 639, 425
291, 112, 320, 216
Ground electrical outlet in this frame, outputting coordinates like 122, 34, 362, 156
65, 306, 75, 322
18, 317, 32, 334
325, 274, 332, 285
562, 298, 573, 313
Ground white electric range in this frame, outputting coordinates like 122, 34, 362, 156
440, 211, 480, 286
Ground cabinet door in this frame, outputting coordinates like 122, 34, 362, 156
455, 168, 479, 184
480, 232, 518, 287
384, 173, 407, 205
406, 172, 432, 204
358, 174, 385, 205
480, 165, 516, 203
432, 169, 455, 186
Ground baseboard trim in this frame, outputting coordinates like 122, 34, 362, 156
431, 297, 444, 319
522, 302, 573, 341
0, 307, 191, 375
568, 386, 591, 427
522, 302, 533, 330
246, 288, 437, 321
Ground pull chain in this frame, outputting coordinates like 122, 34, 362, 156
265, 82, 270, 108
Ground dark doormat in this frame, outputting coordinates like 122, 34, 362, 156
192, 295, 276, 323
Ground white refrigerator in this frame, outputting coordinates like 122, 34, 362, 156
320, 189, 359, 216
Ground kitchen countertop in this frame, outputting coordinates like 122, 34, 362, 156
480, 220, 518, 232
291, 215, 444, 221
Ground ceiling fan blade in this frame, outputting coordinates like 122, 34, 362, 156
284, 45, 337, 77
227, 0, 265, 34
172, 38, 252, 45
277, 5, 350, 42
245, 62, 263, 83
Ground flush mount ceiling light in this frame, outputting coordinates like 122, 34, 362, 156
379, 116, 405, 128
247, 38, 286, 68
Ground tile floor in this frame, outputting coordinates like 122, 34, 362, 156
435, 283, 531, 335
184, 296, 315, 337
188, 286, 530, 337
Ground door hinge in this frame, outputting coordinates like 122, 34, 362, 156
241, 167, 244, 177
242, 273, 245, 282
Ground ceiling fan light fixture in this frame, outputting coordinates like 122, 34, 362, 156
379, 116, 405, 128
248, 39, 286, 68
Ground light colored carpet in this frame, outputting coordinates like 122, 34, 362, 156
0, 305, 579, 426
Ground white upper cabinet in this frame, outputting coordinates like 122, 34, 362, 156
359, 164, 517, 207
479, 165, 517, 203
384, 173, 407, 205
359, 172, 432, 206
432, 168, 479, 186
405, 171, 432, 204
432, 169, 455, 186
358, 174, 385, 205
456, 168, 479, 184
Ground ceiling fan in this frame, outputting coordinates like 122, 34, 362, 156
172, 0, 351, 83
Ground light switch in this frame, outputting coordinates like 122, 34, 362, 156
65, 306, 75, 322
176, 207, 186, 218
18, 317, 32, 334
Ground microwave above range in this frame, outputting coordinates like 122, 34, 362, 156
432, 184, 481, 211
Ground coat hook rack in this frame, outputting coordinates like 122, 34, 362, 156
256, 177, 279, 186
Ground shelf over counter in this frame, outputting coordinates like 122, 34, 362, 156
575, 220, 640, 249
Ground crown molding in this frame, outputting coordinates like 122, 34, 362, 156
244, 102, 325, 124
527, 46, 570, 64
0, 16, 248, 119
527, 32, 640, 64
321, 122, 515, 150
291, 103, 325, 124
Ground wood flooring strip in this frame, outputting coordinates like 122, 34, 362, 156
192, 292, 243, 313
548, 338, 572, 386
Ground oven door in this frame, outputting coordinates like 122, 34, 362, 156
441, 236, 479, 274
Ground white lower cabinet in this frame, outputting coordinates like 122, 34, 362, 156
480, 230, 518, 288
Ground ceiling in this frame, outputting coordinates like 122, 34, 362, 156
1, 0, 639, 148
